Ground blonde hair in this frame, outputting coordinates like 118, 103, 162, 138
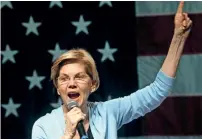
51, 48, 100, 92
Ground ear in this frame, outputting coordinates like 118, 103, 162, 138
90, 81, 96, 93
90, 87, 95, 93
57, 90, 61, 95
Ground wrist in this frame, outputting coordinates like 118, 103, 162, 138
63, 130, 75, 139
173, 28, 190, 39
173, 31, 184, 38
61, 135, 73, 139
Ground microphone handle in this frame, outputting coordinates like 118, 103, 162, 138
77, 121, 88, 139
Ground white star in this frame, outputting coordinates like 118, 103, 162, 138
97, 41, 118, 62
1, 45, 19, 64
1, 1, 13, 9
50, 98, 62, 108
71, 15, 92, 35
1, 98, 21, 117
99, 1, 112, 7
49, 1, 63, 8
22, 16, 42, 36
48, 43, 67, 62
25, 70, 45, 90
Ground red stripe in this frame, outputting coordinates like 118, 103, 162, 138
143, 97, 202, 135
137, 14, 202, 56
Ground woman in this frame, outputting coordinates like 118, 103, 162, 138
32, 1, 192, 139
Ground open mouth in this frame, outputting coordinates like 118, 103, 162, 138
68, 92, 80, 99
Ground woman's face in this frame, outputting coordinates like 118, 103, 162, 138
57, 62, 93, 107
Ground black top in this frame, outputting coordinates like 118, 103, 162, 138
87, 126, 94, 139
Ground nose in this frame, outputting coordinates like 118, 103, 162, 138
68, 78, 77, 89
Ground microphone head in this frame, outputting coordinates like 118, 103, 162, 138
67, 100, 78, 110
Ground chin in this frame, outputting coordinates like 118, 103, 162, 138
77, 98, 83, 106
78, 98, 87, 108
72, 96, 83, 106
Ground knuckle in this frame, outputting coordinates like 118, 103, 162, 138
72, 107, 77, 111
73, 107, 80, 112
77, 108, 82, 112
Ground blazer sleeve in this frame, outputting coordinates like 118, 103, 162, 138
103, 70, 175, 129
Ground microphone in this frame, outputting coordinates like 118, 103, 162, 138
67, 100, 88, 139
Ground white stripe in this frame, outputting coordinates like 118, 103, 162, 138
137, 54, 202, 96
119, 136, 202, 139
136, 1, 202, 17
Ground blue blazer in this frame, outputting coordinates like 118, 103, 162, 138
32, 70, 175, 139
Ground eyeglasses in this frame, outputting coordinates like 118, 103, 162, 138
57, 73, 90, 85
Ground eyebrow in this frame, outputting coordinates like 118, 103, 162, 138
60, 72, 86, 76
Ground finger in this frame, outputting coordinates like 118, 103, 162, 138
177, 1, 184, 13
72, 109, 84, 116
79, 113, 86, 120
70, 107, 81, 112
183, 13, 188, 19
75, 115, 85, 123
67, 108, 81, 117
187, 20, 192, 28
81, 115, 86, 120
186, 17, 190, 22
183, 20, 187, 27
75, 110, 83, 115
83, 114, 86, 119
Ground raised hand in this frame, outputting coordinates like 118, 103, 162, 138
174, 1, 192, 37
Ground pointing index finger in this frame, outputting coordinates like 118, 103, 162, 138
177, 1, 184, 13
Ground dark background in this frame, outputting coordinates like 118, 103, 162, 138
1, 1, 140, 139
1, 1, 202, 139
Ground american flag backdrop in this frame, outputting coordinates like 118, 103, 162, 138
1, 1, 202, 139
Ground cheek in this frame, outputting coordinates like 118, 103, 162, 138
86, 81, 93, 91
57, 85, 67, 95
80, 84, 91, 93
79, 83, 92, 95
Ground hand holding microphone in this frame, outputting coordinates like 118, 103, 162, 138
62, 100, 88, 139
